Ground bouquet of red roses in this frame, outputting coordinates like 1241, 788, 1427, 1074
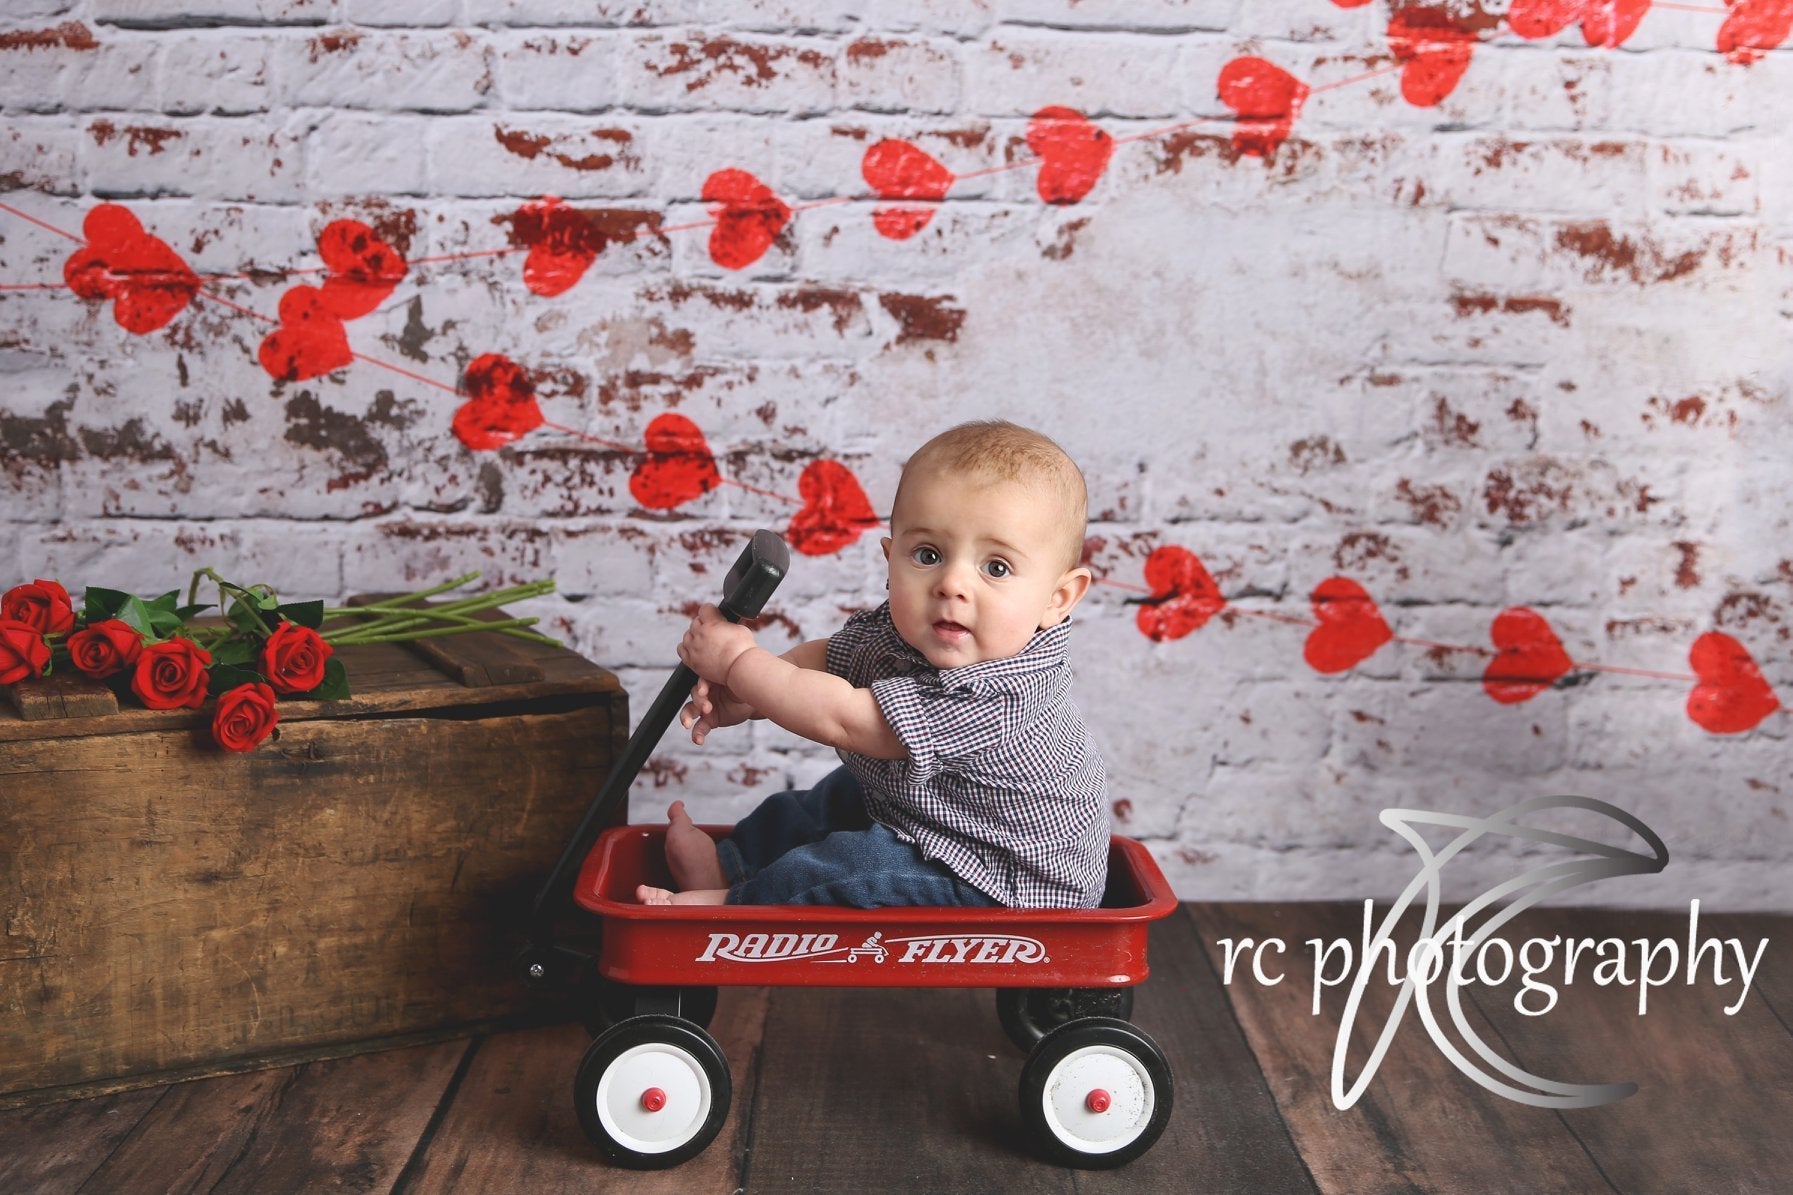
1, 570, 555, 752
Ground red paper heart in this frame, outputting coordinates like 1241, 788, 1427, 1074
63, 203, 198, 334
1304, 577, 1394, 674
315, 219, 408, 320
1136, 546, 1226, 642
787, 460, 879, 556
1388, 7, 1478, 108
861, 139, 956, 240
630, 413, 722, 509
1687, 631, 1781, 734
1025, 106, 1113, 205
702, 168, 791, 270
1507, 0, 1651, 48
257, 286, 352, 382
1718, 0, 1793, 64
451, 353, 542, 451
1482, 607, 1573, 704
514, 197, 606, 298
1217, 57, 1310, 159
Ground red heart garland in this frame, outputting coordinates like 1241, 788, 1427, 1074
1719, 0, 1793, 64
315, 219, 408, 320
1686, 631, 1781, 734
630, 413, 722, 509
1217, 58, 1311, 159
1303, 577, 1394, 674
1507, 0, 1651, 48
451, 353, 542, 451
257, 286, 353, 382
1025, 106, 1114, 205
514, 197, 607, 298
786, 460, 879, 556
1388, 7, 1478, 108
861, 139, 956, 240
1481, 607, 1573, 704
702, 168, 792, 270
1136, 546, 1226, 642
63, 203, 199, 334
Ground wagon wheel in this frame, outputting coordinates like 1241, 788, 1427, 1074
1018, 1017, 1172, 1169
574, 1014, 732, 1169
579, 976, 719, 1036
995, 987, 1135, 1052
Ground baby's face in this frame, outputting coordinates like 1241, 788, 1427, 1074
883, 469, 1086, 669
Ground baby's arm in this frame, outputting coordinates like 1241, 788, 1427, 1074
678, 605, 904, 759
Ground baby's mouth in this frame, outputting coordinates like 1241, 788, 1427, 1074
933, 619, 970, 639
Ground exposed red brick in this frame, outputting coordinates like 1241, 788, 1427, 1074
878, 293, 966, 344
1672, 541, 1701, 589
651, 36, 829, 93
0, 22, 98, 51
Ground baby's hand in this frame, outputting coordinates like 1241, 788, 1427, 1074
680, 677, 755, 745
677, 603, 757, 686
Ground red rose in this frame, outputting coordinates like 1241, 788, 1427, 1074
131, 637, 212, 710
1, 579, 75, 636
212, 682, 279, 752
261, 620, 333, 694
0, 618, 51, 685
67, 618, 146, 679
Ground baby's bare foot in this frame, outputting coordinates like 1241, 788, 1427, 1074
665, 800, 726, 891
636, 883, 727, 906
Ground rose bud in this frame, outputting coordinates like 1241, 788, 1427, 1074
0, 618, 51, 685
131, 637, 213, 710
260, 620, 334, 694
212, 682, 279, 752
67, 618, 146, 679
1, 578, 75, 636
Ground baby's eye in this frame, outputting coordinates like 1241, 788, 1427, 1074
981, 559, 1012, 579
910, 545, 942, 566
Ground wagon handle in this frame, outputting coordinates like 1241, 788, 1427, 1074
524, 530, 790, 952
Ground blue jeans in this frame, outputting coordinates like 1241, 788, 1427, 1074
716, 767, 998, 908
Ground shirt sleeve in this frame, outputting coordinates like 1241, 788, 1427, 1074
869, 672, 1011, 770
825, 607, 880, 683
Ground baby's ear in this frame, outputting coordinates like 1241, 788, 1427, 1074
1040, 567, 1093, 628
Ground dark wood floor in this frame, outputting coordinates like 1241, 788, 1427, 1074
4, 903, 1789, 1194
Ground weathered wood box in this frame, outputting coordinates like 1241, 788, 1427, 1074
0, 629, 626, 1107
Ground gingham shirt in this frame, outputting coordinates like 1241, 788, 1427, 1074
825, 602, 1109, 909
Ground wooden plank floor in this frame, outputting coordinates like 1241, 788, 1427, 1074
3, 903, 1787, 1194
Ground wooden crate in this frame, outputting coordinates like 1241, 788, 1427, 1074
0, 629, 627, 1107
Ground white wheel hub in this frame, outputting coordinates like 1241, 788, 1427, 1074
594, 1041, 714, 1155
1040, 1044, 1154, 1154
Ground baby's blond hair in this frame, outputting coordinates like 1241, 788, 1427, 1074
894, 420, 1089, 571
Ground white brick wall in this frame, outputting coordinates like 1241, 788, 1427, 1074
2, 2, 1789, 912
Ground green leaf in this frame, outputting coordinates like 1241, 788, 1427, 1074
226, 596, 267, 634
276, 599, 325, 630
118, 595, 159, 638
304, 656, 351, 701
145, 603, 186, 637
146, 590, 180, 614
210, 637, 259, 668
208, 663, 267, 696
83, 586, 132, 623
175, 603, 214, 622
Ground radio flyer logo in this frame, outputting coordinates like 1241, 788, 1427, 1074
694, 930, 1049, 966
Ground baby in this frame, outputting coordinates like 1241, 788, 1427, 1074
637, 419, 1110, 909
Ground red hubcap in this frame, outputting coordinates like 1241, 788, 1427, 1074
1085, 1088, 1111, 1114
641, 1087, 667, 1112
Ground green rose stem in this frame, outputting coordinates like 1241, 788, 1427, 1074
319, 576, 559, 646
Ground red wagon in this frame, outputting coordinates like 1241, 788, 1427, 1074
517, 532, 1180, 1169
